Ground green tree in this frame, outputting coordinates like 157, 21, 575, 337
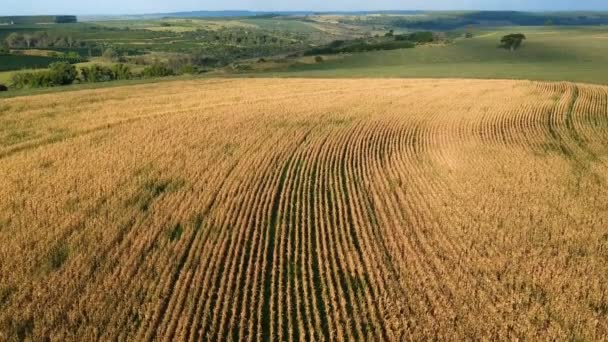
500, 33, 526, 51
47, 62, 77, 85
0, 41, 9, 54
5, 32, 24, 48
33, 31, 50, 47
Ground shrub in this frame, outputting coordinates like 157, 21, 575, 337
34, 72, 54, 87
142, 63, 174, 78
11, 62, 76, 88
11, 72, 30, 88
0, 84, 7, 91
178, 64, 198, 75
12, 71, 51, 88
465, 32, 474, 38
314, 56, 324, 63
80, 64, 114, 82
81, 63, 132, 82
47, 62, 77, 85
111, 63, 133, 80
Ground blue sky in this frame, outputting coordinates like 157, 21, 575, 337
2, 0, 608, 15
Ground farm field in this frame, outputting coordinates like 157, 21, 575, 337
0, 70, 22, 85
276, 27, 608, 84
0, 54, 75, 72
1, 78, 608, 340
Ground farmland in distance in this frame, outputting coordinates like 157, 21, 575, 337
1, 78, 608, 340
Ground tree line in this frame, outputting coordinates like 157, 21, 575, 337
304, 30, 439, 56
5, 32, 84, 49
6, 60, 200, 90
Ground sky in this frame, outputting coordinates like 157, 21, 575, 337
2, 0, 608, 16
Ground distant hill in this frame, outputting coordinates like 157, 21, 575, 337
391, 11, 608, 30
78, 10, 608, 29
79, 10, 427, 21
161, 10, 261, 18
151, 10, 428, 18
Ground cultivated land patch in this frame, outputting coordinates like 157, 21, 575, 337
277, 27, 608, 84
0, 78, 608, 340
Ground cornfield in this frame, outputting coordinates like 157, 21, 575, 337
1, 78, 607, 340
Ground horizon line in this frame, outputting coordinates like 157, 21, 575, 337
3, 9, 608, 17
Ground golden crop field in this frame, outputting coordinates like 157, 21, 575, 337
1, 78, 608, 340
